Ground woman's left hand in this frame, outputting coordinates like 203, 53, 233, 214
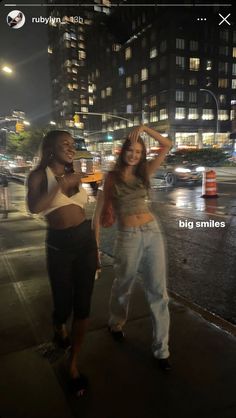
128, 125, 145, 143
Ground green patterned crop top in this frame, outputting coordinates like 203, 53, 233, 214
112, 177, 150, 217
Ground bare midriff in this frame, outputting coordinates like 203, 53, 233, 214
118, 211, 155, 228
46, 204, 86, 229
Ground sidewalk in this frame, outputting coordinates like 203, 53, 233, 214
1, 208, 236, 418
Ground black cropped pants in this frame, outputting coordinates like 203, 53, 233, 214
46, 220, 97, 325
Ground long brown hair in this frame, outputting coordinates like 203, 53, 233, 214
113, 136, 150, 188
37, 130, 73, 173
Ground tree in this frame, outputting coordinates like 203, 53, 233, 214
6, 129, 47, 159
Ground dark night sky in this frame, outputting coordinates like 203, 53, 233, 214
0, 0, 51, 125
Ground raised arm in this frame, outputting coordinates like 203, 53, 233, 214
129, 125, 172, 176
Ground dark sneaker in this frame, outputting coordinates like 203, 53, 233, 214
108, 326, 125, 342
157, 357, 172, 371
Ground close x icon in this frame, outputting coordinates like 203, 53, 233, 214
218, 13, 231, 26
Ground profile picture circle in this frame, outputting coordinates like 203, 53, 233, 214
7, 10, 25, 29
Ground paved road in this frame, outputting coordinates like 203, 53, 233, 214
6, 180, 236, 325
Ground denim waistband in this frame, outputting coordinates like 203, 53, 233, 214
117, 220, 159, 233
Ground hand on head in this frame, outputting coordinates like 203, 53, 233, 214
128, 125, 145, 144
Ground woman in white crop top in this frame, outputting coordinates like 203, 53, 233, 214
93, 125, 172, 371
27, 130, 98, 396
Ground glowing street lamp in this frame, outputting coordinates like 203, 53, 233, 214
1, 65, 13, 74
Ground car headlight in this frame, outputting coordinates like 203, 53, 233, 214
175, 167, 191, 173
196, 166, 205, 172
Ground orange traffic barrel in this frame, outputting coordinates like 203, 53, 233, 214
201, 170, 218, 198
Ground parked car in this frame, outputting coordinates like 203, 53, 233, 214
151, 154, 205, 187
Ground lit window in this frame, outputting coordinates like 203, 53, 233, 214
126, 104, 133, 113
190, 40, 198, 51
149, 96, 157, 108
106, 86, 112, 96
63, 32, 71, 41
189, 58, 200, 71
176, 56, 185, 70
202, 109, 214, 120
88, 85, 93, 93
175, 107, 185, 119
125, 47, 132, 60
233, 48, 236, 58
72, 59, 79, 66
78, 42, 85, 49
67, 83, 73, 91
232, 63, 236, 76
218, 78, 228, 88
89, 97, 94, 105
78, 50, 86, 60
48, 47, 53, 54
71, 41, 77, 48
81, 107, 88, 113
232, 79, 236, 89
160, 109, 168, 120
218, 110, 229, 120
64, 60, 72, 67
72, 83, 78, 90
118, 67, 125, 76
188, 108, 198, 119
141, 68, 148, 81
101, 90, 105, 99
176, 90, 184, 102
126, 77, 132, 88
150, 111, 158, 122
219, 94, 226, 104
150, 47, 157, 59
141, 84, 147, 94
176, 38, 185, 49
206, 60, 212, 71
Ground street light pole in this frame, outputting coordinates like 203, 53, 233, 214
75, 111, 134, 125
200, 88, 219, 145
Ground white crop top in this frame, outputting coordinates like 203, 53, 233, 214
41, 167, 88, 216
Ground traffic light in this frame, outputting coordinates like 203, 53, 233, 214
107, 133, 113, 141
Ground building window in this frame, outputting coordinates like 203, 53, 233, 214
220, 30, 229, 42
175, 107, 185, 119
127, 91, 132, 99
189, 91, 197, 103
48, 46, 53, 54
176, 78, 185, 86
219, 94, 226, 105
188, 108, 198, 119
189, 78, 197, 86
219, 45, 229, 55
160, 91, 167, 103
118, 66, 125, 76
206, 60, 212, 71
160, 109, 168, 120
141, 37, 147, 48
141, 68, 148, 81
126, 104, 133, 114
160, 56, 167, 71
106, 86, 112, 96
232, 79, 236, 89
149, 95, 157, 108
141, 84, 147, 94
150, 111, 158, 122
189, 58, 200, 71
190, 40, 198, 51
232, 63, 236, 76
125, 47, 132, 60
150, 62, 157, 75
176, 38, 185, 49
218, 78, 228, 88
126, 76, 132, 88
176, 56, 185, 70
150, 47, 158, 59
202, 109, 214, 120
233, 48, 236, 58
78, 50, 86, 60
219, 62, 228, 73
101, 90, 105, 99
133, 73, 139, 84
176, 90, 184, 102
63, 32, 71, 41
218, 110, 229, 120
160, 40, 167, 52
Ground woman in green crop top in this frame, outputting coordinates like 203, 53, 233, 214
93, 125, 172, 370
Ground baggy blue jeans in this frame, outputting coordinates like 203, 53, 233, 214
109, 220, 170, 359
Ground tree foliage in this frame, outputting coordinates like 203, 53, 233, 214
6, 129, 46, 159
